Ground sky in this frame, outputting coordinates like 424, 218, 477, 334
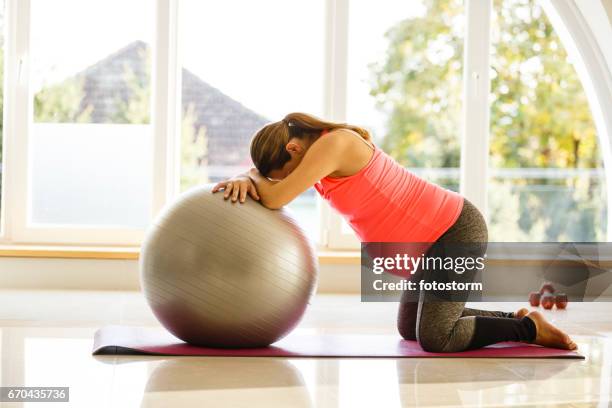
30, 0, 154, 89
346, 1, 424, 138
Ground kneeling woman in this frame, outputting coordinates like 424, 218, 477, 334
212, 112, 577, 352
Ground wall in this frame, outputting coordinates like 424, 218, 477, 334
0, 258, 361, 294
1, 257, 611, 301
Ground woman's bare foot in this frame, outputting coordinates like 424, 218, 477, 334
514, 307, 529, 319
526, 311, 577, 350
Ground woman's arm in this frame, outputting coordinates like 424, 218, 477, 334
248, 134, 344, 209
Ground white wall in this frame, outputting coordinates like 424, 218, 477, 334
0, 258, 361, 294
2, 257, 612, 300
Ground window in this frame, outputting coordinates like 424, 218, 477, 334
329, 0, 464, 246
178, 0, 325, 242
347, 0, 463, 186
28, 0, 154, 229
487, 0, 606, 241
349, 0, 464, 190
0, 0, 609, 248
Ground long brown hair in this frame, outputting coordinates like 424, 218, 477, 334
250, 112, 371, 176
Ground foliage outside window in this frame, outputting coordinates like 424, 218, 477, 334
369, 0, 604, 241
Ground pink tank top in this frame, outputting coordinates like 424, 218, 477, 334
314, 130, 463, 243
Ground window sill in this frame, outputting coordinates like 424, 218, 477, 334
4, 245, 607, 267
0, 245, 362, 265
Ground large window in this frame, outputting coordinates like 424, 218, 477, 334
29, 0, 153, 229
487, 0, 606, 241
178, 0, 325, 241
337, 0, 605, 245
331, 0, 464, 246
0, 0, 608, 248
347, 0, 464, 190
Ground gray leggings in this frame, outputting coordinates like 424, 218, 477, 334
397, 199, 536, 352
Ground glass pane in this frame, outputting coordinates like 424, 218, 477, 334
340, 0, 464, 241
179, 0, 325, 241
488, 0, 607, 241
346, 0, 464, 192
0, 1, 4, 233
29, 0, 153, 228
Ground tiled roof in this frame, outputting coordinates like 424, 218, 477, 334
77, 40, 270, 170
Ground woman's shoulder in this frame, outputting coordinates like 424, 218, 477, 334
324, 128, 372, 142
325, 128, 359, 138
323, 128, 375, 151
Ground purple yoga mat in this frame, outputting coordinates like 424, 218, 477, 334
92, 326, 583, 359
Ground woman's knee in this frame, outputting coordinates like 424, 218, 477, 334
417, 316, 477, 353
417, 325, 448, 352
397, 296, 419, 341
397, 319, 416, 341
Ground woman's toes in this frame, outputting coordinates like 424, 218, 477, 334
566, 337, 577, 349
527, 311, 575, 350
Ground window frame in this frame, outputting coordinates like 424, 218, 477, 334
0, 0, 21, 243
321, 0, 360, 249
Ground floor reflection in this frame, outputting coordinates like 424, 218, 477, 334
140, 358, 313, 408
394, 358, 574, 406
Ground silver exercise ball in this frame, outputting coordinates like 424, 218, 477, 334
139, 185, 318, 348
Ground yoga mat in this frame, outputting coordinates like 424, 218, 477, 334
92, 326, 583, 359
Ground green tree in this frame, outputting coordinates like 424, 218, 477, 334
113, 47, 151, 124
371, 0, 464, 168
488, 0, 598, 169
486, 0, 602, 241
33, 77, 92, 123
370, 0, 603, 241
180, 104, 208, 191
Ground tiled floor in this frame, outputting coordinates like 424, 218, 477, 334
0, 290, 610, 407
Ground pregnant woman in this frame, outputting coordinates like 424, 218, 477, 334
212, 112, 577, 352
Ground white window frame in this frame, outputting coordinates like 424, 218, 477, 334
460, 0, 491, 213
0, 0, 22, 244
320, 0, 360, 249
0, 0, 610, 247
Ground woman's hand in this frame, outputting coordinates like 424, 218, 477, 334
212, 174, 260, 203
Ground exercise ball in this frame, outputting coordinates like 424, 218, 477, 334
139, 185, 318, 348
